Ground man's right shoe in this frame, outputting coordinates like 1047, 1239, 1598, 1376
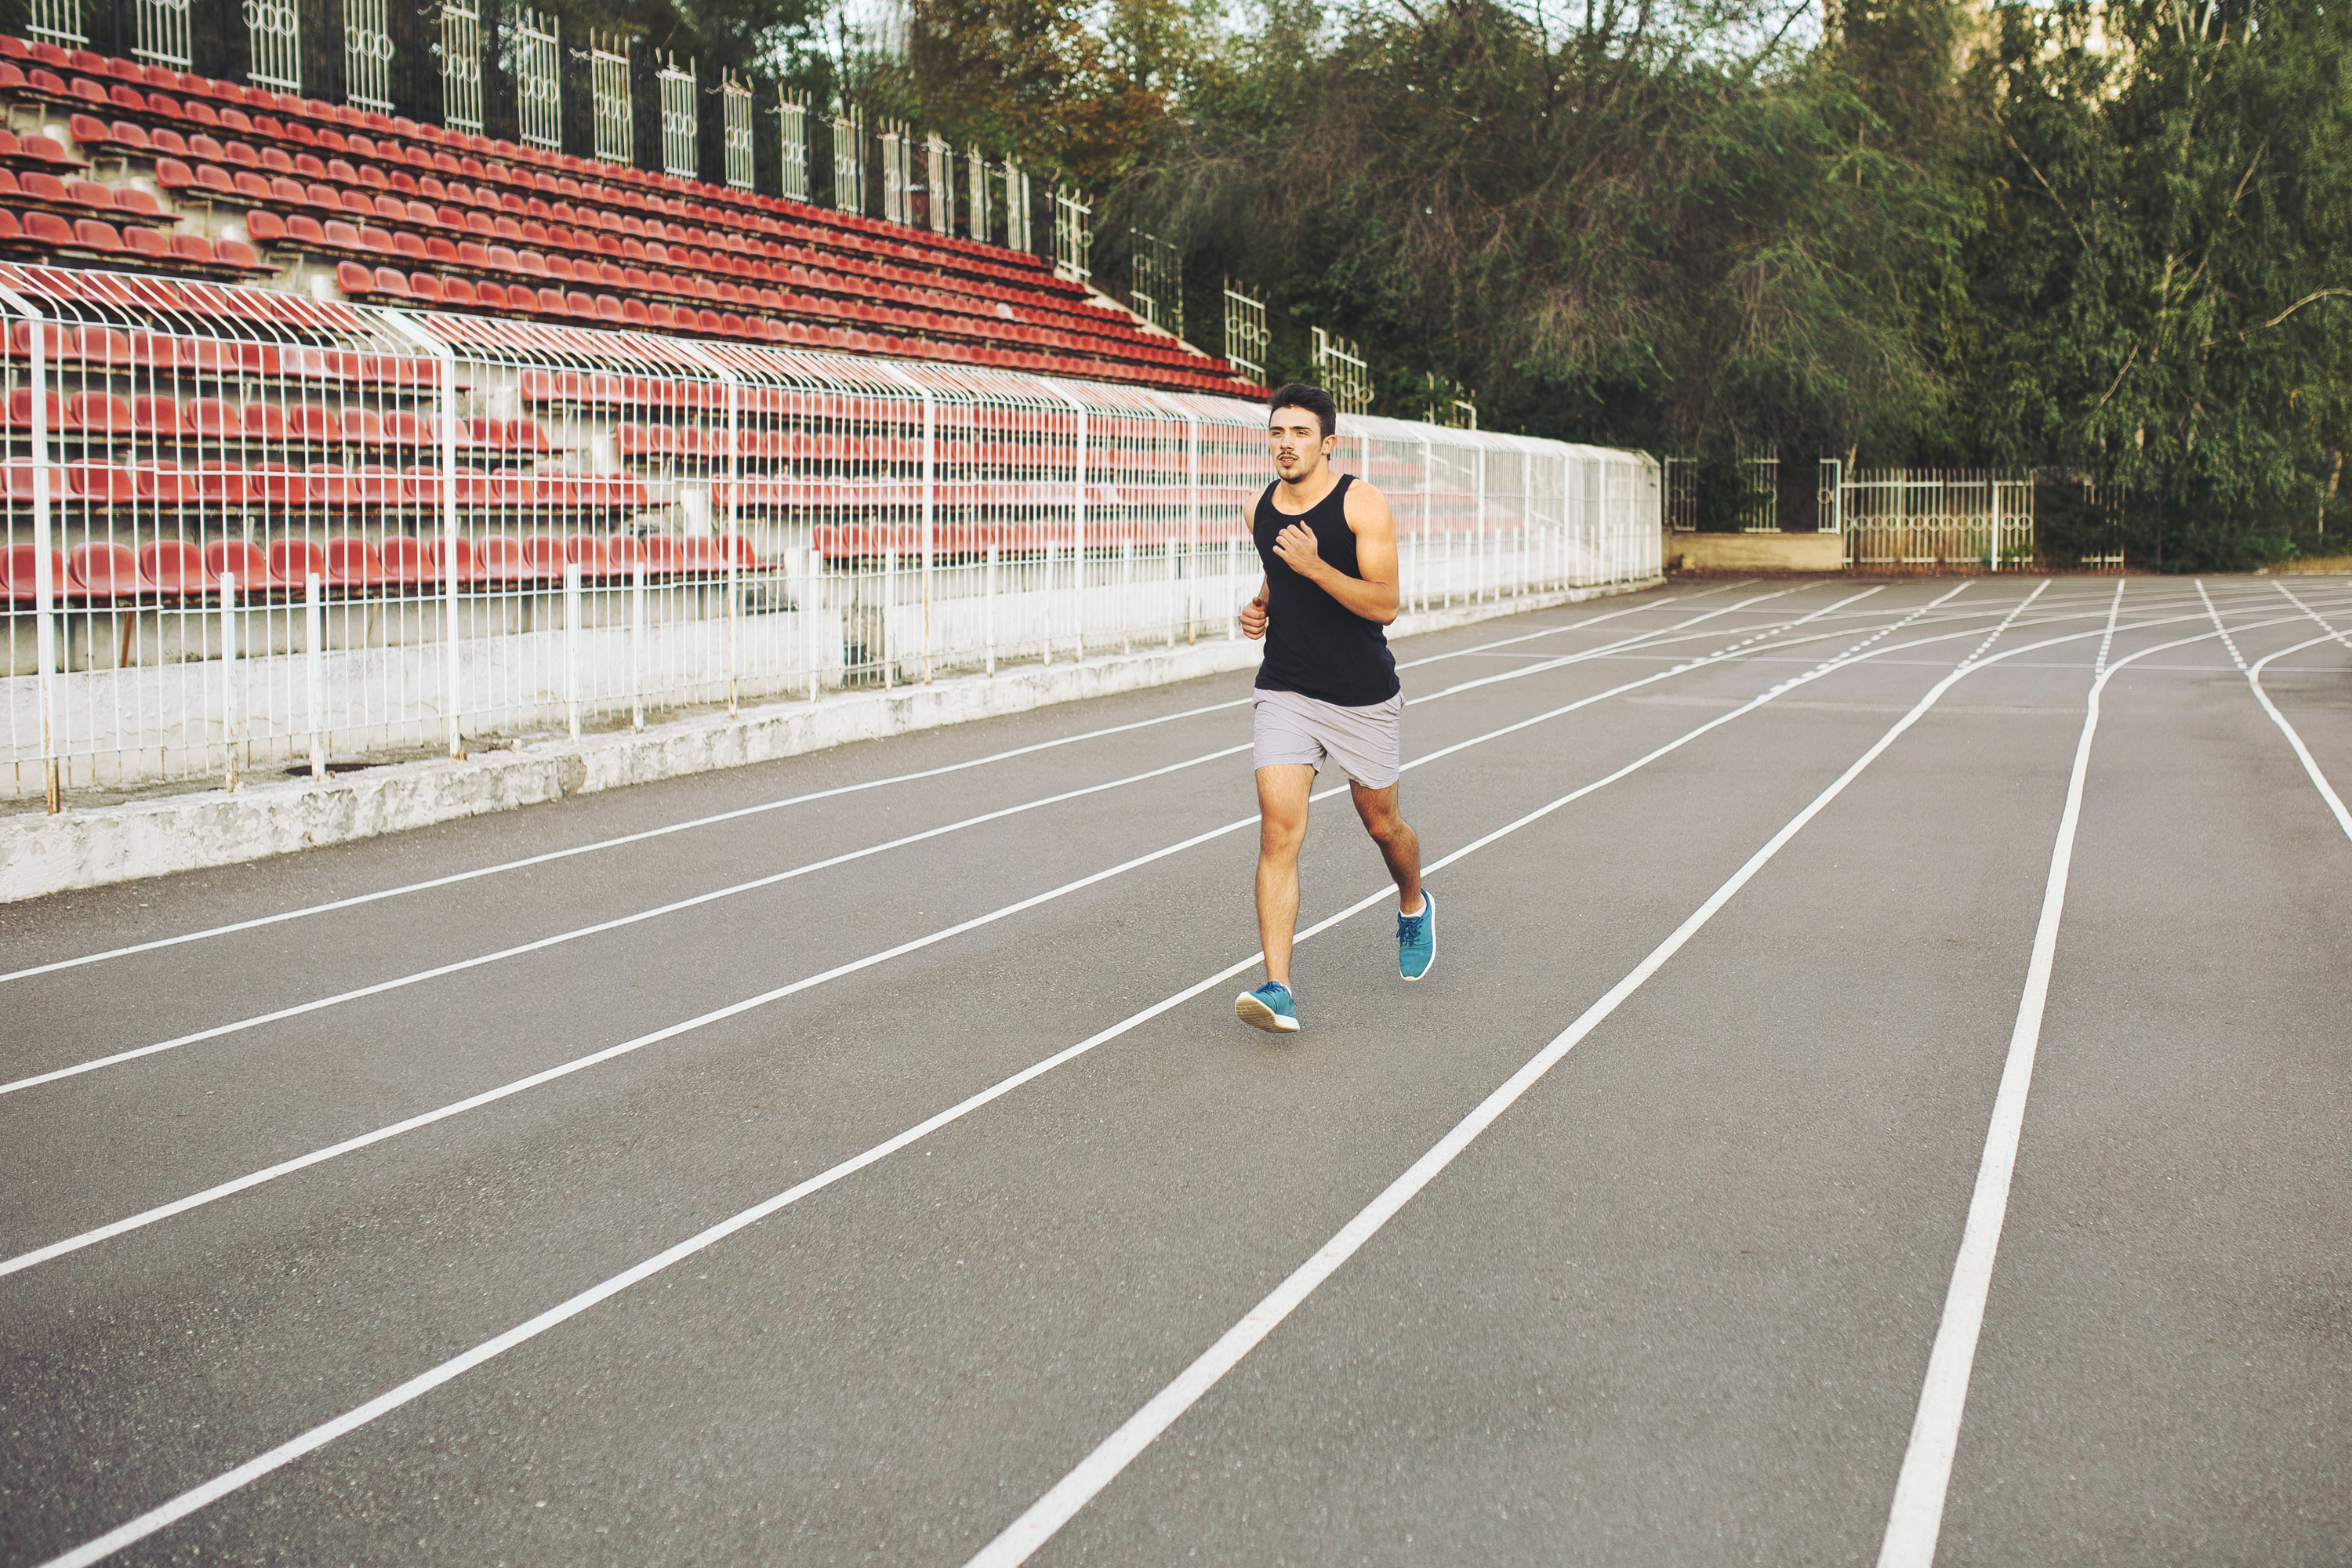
1236, 980, 1301, 1033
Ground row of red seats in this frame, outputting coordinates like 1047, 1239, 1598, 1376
3, 531, 770, 601
5, 45, 1241, 388
2, 390, 554, 448
284, 213, 1197, 378
3, 51, 1253, 394
7, 42, 1061, 299
0, 321, 442, 384
9, 43, 1092, 317
325, 260, 1240, 390
0, 205, 262, 272
0, 459, 647, 506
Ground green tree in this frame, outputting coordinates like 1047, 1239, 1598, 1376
1951, 0, 2352, 566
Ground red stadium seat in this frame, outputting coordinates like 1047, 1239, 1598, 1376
267, 537, 327, 589
474, 534, 534, 582
562, 533, 610, 575
379, 535, 437, 585
139, 539, 214, 594
203, 538, 271, 593
608, 534, 679, 573
187, 400, 242, 439
132, 396, 185, 438
5, 389, 75, 430
67, 391, 132, 433
132, 463, 198, 503
66, 462, 138, 504
325, 536, 387, 586
68, 539, 139, 597
429, 536, 481, 581
3, 544, 68, 602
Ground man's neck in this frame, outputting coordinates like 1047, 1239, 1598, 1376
1273, 465, 1341, 513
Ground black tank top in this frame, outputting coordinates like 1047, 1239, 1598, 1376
1252, 473, 1400, 707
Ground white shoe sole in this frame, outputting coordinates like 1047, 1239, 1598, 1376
1236, 993, 1301, 1033
1400, 891, 1436, 982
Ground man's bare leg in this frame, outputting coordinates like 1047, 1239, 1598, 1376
1350, 779, 1423, 913
1254, 764, 1316, 985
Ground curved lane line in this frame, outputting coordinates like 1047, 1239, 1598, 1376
1875, 605, 2276, 1568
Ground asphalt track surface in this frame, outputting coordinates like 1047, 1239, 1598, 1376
3, 574, 2348, 1568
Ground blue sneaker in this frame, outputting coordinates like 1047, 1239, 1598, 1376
1236, 980, 1300, 1033
1398, 892, 1436, 981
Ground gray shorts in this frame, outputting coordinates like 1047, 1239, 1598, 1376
1252, 688, 1404, 789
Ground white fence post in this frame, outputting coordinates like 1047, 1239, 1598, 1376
220, 570, 239, 793
305, 572, 325, 780
985, 543, 997, 676
630, 561, 646, 731
564, 562, 582, 740
30, 316, 59, 812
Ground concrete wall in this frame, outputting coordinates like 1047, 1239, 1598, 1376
0, 575, 1660, 902
1663, 531, 1845, 573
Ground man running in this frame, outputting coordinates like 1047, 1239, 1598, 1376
1234, 383, 1432, 1035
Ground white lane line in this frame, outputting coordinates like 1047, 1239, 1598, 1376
25, 586, 2008, 1568
2270, 578, 2352, 653
2092, 579, 2125, 674
1875, 613, 2256, 1568
0, 744, 1236, 1098
963, 593, 2144, 1568
0, 590, 1918, 1099
2245, 632, 2352, 844
0, 593, 1979, 1276
1957, 582, 2049, 664
2196, 579, 2249, 670
1, 591, 1780, 987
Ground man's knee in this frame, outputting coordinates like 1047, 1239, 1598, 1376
1260, 814, 1307, 856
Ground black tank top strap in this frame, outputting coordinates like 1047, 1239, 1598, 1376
1250, 472, 1398, 707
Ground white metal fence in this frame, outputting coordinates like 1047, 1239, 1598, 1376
1842, 469, 2034, 568
0, 265, 1660, 811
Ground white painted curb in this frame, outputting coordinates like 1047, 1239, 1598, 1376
0, 582, 1655, 902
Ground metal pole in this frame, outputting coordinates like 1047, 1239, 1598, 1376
381, 315, 464, 757
220, 570, 239, 793
630, 561, 645, 729
1990, 477, 2002, 573
1120, 539, 1132, 655
306, 573, 325, 780
29, 314, 60, 813
984, 542, 997, 676
725, 376, 741, 714
1185, 412, 1200, 644
882, 546, 895, 690
805, 548, 821, 702
1040, 379, 1089, 662
564, 562, 581, 739
920, 389, 935, 682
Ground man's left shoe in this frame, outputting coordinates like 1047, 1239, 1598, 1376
1398, 891, 1436, 982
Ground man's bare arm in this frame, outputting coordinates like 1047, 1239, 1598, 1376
1269, 481, 1402, 625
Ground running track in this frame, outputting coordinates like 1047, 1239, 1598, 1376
3, 575, 2348, 1566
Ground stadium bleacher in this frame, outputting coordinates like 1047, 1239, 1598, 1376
0, 32, 1252, 397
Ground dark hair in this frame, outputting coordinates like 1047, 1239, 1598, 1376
1268, 383, 1338, 441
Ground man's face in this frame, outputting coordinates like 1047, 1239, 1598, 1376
1269, 407, 1335, 483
